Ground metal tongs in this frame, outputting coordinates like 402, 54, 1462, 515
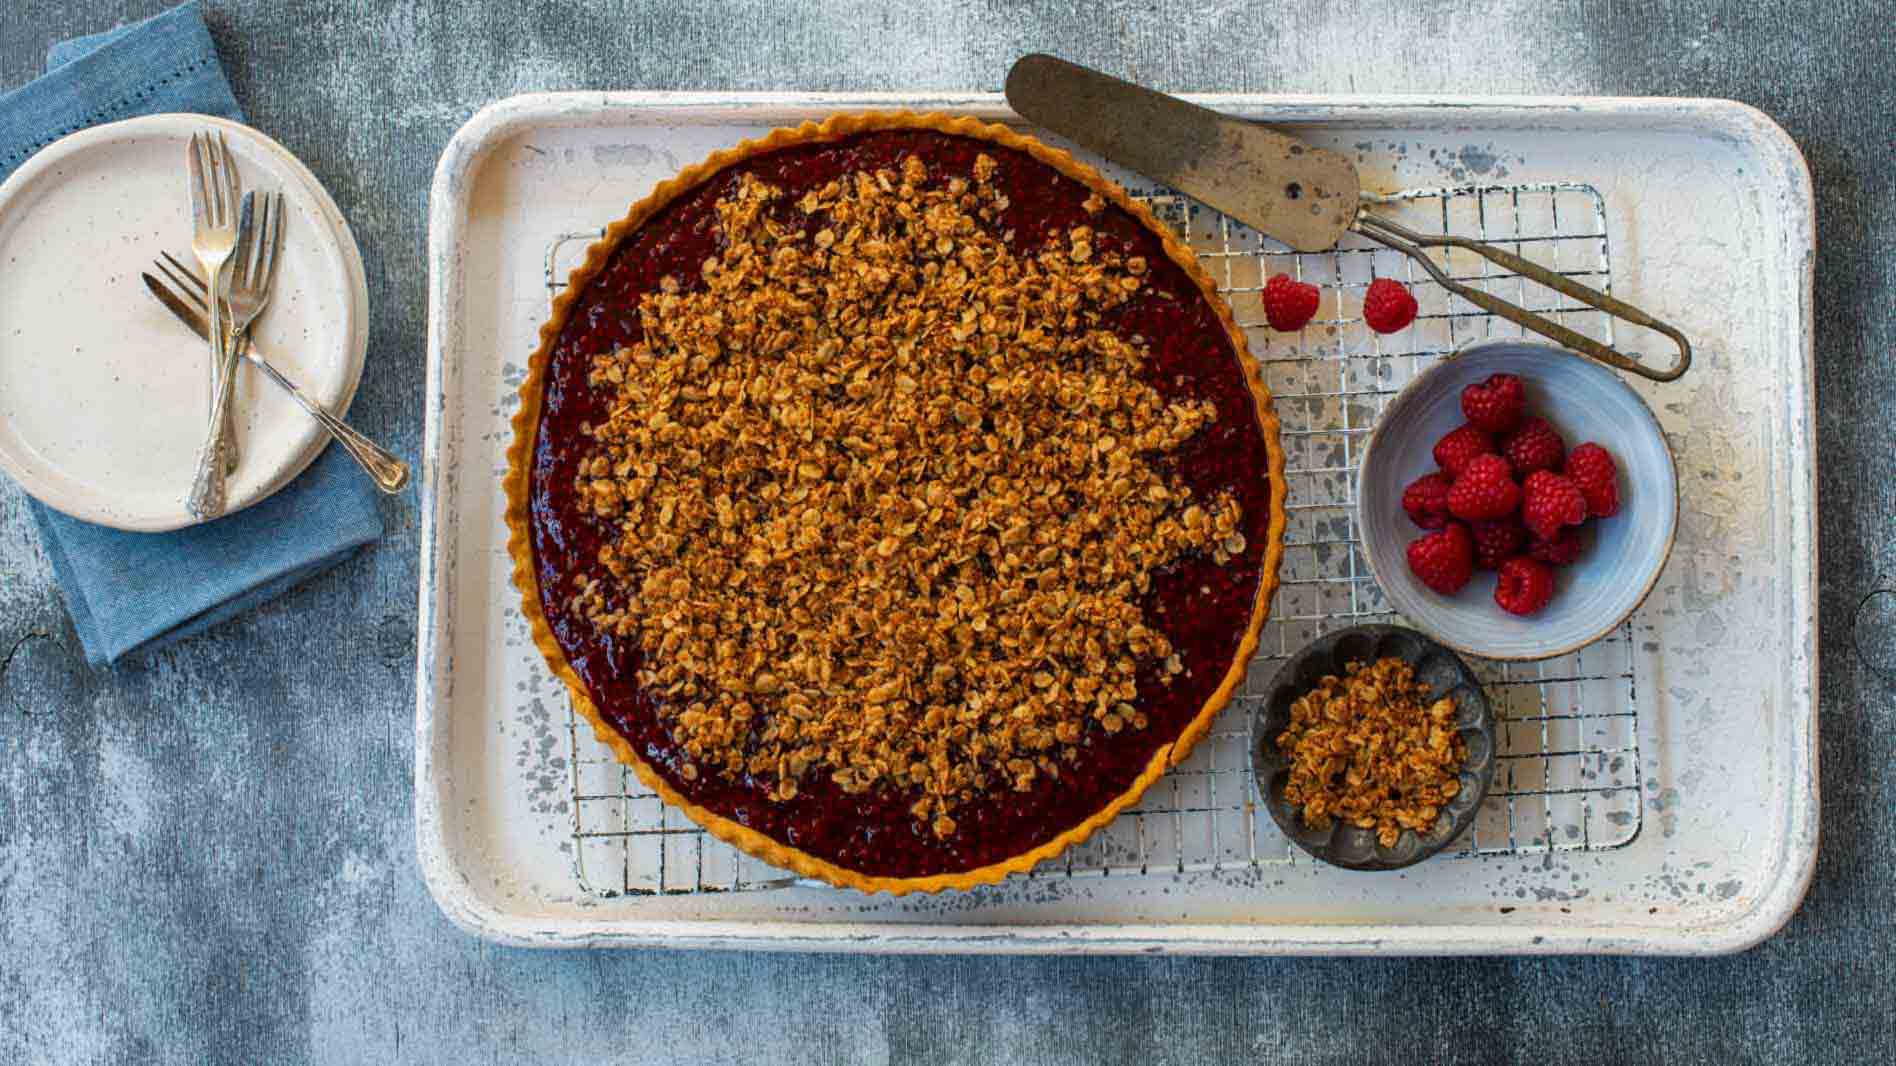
1006, 55, 1692, 382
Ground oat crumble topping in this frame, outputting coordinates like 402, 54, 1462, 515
1276, 656, 1467, 847
568, 153, 1243, 836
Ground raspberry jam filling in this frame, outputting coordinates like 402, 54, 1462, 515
528, 129, 1275, 877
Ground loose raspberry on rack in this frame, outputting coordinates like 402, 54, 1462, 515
1460, 373, 1528, 433
1494, 556, 1556, 616
1500, 415, 1565, 476
1447, 454, 1522, 521
1565, 442, 1621, 517
1470, 515, 1529, 570
1522, 470, 1589, 541
1432, 423, 1494, 478
1529, 526, 1588, 566
1406, 522, 1475, 595
1262, 273, 1321, 332
1361, 277, 1419, 334
1401, 472, 1454, 530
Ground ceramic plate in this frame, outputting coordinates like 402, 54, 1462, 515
1357, 341, 1679, 660
0, 114, 367, 531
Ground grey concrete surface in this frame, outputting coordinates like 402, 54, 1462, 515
1, 2, 1891, 1063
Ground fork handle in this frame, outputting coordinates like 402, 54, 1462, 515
215, 321, 242, 475
215, 348, 240, 474
241, 347, 410, 493
187, 326, 241, 519
205, 316, 239, 473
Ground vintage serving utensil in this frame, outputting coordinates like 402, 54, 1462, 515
145, 258, 410, 494
1005, 55, 1692, 382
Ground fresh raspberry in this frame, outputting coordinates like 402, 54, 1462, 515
1499, 415, 1565, 476
1401, 472, 1454, 530
1529, 527, 1588, 566
1460, 373, 1528, 433
1446, 454, 1522, 521
1565, 442, 1621, 518
1470, 515, 1528, 570
1406, 523, 1474, 595
1521, 470, 1589, 541
1261, 273, 1321, 332
1432, 423, 1494, 478
1494, 557, 1556, 616
1361, 277, 1418, 334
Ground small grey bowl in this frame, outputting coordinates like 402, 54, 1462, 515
1250, 624, 1496, 871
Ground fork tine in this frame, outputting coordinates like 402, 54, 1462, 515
203, 132, 226, 227
153, 257, 207, 311
160, 251, 206, 297
207, 129, 225, 227
146, 268, 195, 312
218, 131, 241, 228
153, 256, 189, 293
255, 192, 283, 290
205, 130, 227, 228
186, 133, 208, 229
233, 192, 258, 286
201, 132, 217, 227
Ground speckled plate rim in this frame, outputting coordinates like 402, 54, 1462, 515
1248, 623, 1497, 871
1356, 340, 1680, 662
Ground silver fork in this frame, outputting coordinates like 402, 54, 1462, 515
187, 191, 280, 518
186, 129, 242, 474
151, 253, 410, 494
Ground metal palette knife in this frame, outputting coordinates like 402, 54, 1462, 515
1005, 55, 1691, 382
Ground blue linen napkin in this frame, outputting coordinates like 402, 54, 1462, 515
0, 2, 384, 666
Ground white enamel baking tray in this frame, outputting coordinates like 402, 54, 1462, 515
417, 93, 1816, 954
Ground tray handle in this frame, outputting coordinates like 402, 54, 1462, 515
1355, 212, 1692, 383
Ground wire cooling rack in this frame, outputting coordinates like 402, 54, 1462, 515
545, 180, 1647, 896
